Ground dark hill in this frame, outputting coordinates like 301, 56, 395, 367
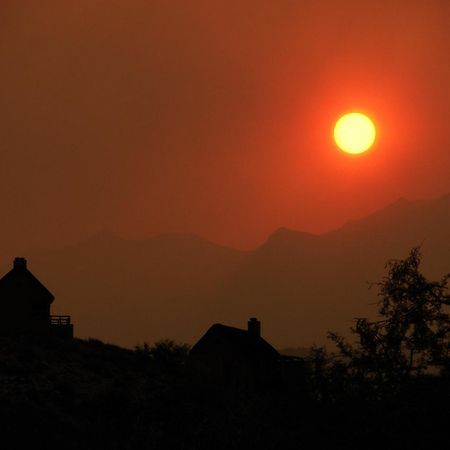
0, 336, 148, 450
0, 335, 449, 450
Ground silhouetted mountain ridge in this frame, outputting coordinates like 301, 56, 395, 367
1, 193, 447, 348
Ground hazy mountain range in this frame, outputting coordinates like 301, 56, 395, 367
3, 194, 449, 348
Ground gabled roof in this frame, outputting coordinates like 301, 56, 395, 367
190, 323, 279, 360
0, 262, 54, 304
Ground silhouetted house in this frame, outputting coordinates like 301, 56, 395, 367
0, 257, 73, 338
189, 318, 280, 388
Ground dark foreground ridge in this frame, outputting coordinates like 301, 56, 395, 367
0, 334, 449, 450
0, 248, 448, 449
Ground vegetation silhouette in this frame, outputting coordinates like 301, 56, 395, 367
308, 247, 450, 401
0, 247, 448, 450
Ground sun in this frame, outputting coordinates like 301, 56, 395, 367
334, 112, 376, 154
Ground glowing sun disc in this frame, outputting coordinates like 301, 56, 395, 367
334, 112, 376, 154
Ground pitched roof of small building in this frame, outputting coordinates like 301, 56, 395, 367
190, 322, 279, 360
0, 257, 54, 304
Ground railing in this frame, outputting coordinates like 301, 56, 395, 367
50, 315, 71, 326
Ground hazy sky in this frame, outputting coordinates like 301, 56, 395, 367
1, 0, 450, 254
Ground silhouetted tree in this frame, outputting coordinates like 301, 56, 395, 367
135, 339, 190, 372
329, 247, 450, 390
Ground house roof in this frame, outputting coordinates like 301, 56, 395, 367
190, 323, 279, 360
0, 261, 55, 304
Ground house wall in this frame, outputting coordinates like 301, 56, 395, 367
188, 334, 279, 389
0, 277, 51, 335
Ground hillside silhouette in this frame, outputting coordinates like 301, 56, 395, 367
9, 194, 449, 347
0, 320, 449, 450
0, 248, 448, 450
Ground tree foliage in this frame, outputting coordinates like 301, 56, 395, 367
328, 247, 450, 390
134, 339, 190, 371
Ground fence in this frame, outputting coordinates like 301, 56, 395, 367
50, 315, 71, 326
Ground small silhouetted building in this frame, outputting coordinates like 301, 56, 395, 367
0, 257, 73, 338
189, 318, 280, 388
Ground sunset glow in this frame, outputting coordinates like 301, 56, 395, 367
334, 113, 376, 154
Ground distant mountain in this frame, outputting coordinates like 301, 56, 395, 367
2, 194, 448, 348
218, 194, 449, 347
24, 232, 247, 347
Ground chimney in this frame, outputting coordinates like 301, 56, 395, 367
13, 257, 27, 269
247, 317, 261, 338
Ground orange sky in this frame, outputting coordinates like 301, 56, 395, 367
1, 0, 450, 254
